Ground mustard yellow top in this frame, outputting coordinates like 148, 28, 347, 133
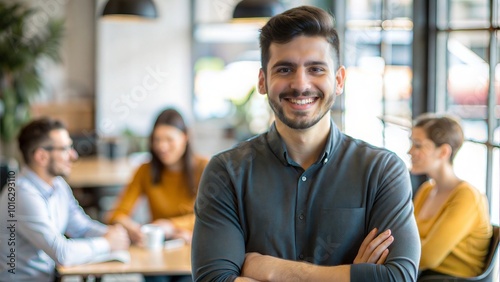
414, 181, 492, 277
108, 155, 208, 231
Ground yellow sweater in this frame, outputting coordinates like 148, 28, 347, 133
414, 181, 492, 277
108, 155, 208, 231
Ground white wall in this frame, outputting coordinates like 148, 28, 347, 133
63, 0, 95, 100
96, 0, 192, 137
3, 0, 95, 102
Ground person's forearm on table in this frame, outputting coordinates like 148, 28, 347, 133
111, 215, 143, 244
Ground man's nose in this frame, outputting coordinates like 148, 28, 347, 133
290, 68, 312, 93
70, 148, 79, 161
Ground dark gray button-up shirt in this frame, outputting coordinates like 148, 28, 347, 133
192, 121, 420, 282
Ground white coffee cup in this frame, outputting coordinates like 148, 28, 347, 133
141, 224, 165, 250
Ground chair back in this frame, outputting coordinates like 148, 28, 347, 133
478, 225, 499, 281
418, 224, 499, 282
0, 158, 18, 193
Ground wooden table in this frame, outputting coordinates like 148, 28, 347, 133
66, 156, 142, 188
57, 244, 191, 280
64, 155, 147, 220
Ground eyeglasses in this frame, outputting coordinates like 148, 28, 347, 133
41, 145, 74, 152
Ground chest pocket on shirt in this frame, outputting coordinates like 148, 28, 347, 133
314, 207, 366, 264
320, 207, 365, 227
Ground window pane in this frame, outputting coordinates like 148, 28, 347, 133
344, 30, 382, 67
498, 0, 500, 27
384, 123, 411, 168
495, 31, 500, 126
384, 66, 412, 118
436, 0, 449, 29
344, 60, 384, 147
447, 31, 490, 140
456, 143, 500, 225
454, 142, 487, 194
386, 0, 412, 20
492, 148, 499, 225
449, 0, 490, 29
382, 31, 412, 119
495, 124, 500, 146
382, 30, 413, 65
344, 30, 383, 145
462, 120, 488, 145
343, 0, 412, 155
347, 0, 382, 21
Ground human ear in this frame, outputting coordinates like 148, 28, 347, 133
438, 143, 452, 161
335, 66, 346, 95
32, 147, 50, 166
258, 68, 267, 95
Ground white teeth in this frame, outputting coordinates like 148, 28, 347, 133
289, 98, 314, 105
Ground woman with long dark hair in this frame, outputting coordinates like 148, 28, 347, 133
108, 109, 207, 281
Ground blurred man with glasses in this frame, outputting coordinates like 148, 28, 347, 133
0, 117, 130, 282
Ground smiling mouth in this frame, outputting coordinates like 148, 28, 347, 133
286, 98, 316, 105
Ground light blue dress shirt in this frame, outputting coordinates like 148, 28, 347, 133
0, 168, 110, 282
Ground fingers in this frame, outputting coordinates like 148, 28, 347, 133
369, 229, 392, 251
115, 224, 131, 249
354, 228, 378, 263
105, 224, 131, 251
114, 224, 128, 236
360, 228, 378, 252
129, 227, 145, 245
376, 249, 389, 264
371, 236, 393, 263
354, 228, 394, 264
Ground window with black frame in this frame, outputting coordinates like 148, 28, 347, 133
336, 0, 498, 224
337, 0, 414, 168
434, 0, 499, 225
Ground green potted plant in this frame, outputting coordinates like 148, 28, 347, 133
0, 2, 64, 158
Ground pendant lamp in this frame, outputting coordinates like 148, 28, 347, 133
232, 0, 284, 19
101, 0, 158, 19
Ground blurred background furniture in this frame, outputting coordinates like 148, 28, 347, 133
418, 225, 499, 282
0, 158, 18, 193
56, 244, 191, 282
66, 155, 148, 220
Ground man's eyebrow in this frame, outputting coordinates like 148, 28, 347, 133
271, 60, 328, 69
271, 61, 295, 69
304, 61, 328, 67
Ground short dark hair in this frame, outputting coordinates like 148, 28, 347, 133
17, 117, 66, 165
259, 5, 340, 74
414, 113, 464, 164
149, 108, 196, 195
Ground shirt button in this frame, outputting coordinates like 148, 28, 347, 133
299, 214, 305, 220
299, 254, 304, 260
301, 176, 307, 181
323, 158, 328, 164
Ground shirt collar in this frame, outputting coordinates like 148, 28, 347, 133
22, 167, 61, 198
266, 119, 343, 167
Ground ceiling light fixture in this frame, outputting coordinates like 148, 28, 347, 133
232, 0, 284, 20
101, 0, 158, 19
